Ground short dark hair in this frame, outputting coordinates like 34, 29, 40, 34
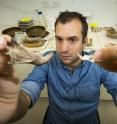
55, 11, 88, 39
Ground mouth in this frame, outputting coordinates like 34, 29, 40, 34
60, 55, 71, 60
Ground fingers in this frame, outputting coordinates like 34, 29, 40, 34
96, 61, 117, 72
94, 45, 117, 72
94, 45, 117, 62
0, 54, 14, 77
3, 35, 12, 42
0, 35, 14, 76
0, 77, 19, 86
40, 53, 53, 64
0, 35, 11, 51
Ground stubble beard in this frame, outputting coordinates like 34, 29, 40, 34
61, 55, 81, 68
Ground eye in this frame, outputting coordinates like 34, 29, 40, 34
69, 38, 78, 44
56, 37, 63, 43
69, 37, 82, 44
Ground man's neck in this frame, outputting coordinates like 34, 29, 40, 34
67, 59, 82, 70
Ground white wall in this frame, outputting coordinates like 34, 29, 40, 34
0, 0, 117, 30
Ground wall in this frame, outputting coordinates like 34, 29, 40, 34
0, 0, 117, 29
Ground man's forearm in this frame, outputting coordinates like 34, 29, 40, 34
8, 91, 31, 123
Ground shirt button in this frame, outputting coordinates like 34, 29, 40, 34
68, 71, 74, 76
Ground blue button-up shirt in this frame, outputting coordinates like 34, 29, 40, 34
21, 52, 117, 124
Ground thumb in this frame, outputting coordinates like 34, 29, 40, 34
0, 35, 11, 51
94, 45, 117, 62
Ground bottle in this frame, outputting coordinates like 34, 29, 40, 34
35, 10, 47, 29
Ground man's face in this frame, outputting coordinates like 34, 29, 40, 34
55, 19, 87, 68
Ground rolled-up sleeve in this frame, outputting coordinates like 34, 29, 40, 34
21, 64, 48, 107
101, 69, 117, 105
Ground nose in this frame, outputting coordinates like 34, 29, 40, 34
61, 41, 69, 53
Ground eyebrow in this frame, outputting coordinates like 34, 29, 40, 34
55, 35, 61, 39
55, 35, 78, 39
67, 36, 78, 40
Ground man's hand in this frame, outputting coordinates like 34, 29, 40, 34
0, 35, 52, 123
0, 35, 11, 50
0, 35, 20, 123
0, 35, 53, 65
94, 45, 117, 72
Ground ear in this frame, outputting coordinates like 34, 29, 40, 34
83, 37, 88, 49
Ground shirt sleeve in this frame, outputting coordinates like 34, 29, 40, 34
21, 64, 48, 107
101, 69, 117, 105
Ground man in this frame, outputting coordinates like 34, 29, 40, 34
94, 45, 117, 72
0, 11, 117, 124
